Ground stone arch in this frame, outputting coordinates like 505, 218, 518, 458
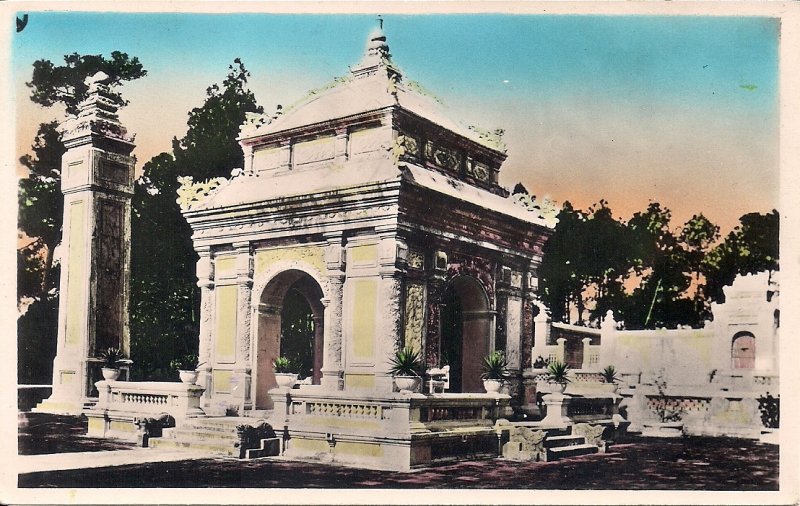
252, 264, 327, 409
731, 331, 756, 370
441, 275, 493, 393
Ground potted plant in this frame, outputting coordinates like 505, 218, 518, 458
273, 357, 298, 389
641, 372, 684, 437
545, 360, 571, 394
99, 347, 126, 381
170, 354, 201, 384
481, 351, 509, 393
600, 365, 619, 393
389, 346, 422, 393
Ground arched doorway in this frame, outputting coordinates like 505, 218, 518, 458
440, 276, 492, 393
731, 332, 755, 369
254, 270, 324, 408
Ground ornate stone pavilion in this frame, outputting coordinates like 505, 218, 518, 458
170, 27, 553, 468
179, 28, 553, 409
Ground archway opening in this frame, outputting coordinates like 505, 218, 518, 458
255, 270, 324, 409
441, 275, 492, 393
731, 331, 755, 369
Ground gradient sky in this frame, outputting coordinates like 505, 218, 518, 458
12, 12, 779, 234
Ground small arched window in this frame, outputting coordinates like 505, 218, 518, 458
731, 332, 756, 369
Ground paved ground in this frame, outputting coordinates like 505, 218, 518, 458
18, 412, 779, 490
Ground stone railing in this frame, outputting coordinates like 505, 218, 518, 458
94, 380, 206, 420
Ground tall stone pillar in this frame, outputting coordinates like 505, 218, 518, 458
196, 247, 215, 403
37, 72, 136, 414
320, 236, 345, 390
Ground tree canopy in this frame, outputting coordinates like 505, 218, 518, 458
27, 51, 147, 115
536, 196, 778, 330
130, 59, 263, 379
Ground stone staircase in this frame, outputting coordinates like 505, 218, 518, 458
544, 433, 598, 460
149, 417, 280, 459
500, 423, 602, 462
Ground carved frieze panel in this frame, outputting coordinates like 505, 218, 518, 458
407, 249, 424, 270
350, 127, 386, 156
446, 253, 495, 303
96, 199, 124, 351
404, 282, 426, 352
293, 136, 335, 166
495, 296, 507, 352
100, 159, 129, 185
467, 159, 491, 183
253, 146, 282, 172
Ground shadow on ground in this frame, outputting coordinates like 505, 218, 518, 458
19, 412, 136, 455
18, 412, 778, 490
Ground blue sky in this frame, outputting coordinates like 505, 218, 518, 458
13, 12, 780, 232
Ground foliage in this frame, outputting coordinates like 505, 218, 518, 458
546, 361, 571, 384
652, 372, 683, 423
99, 347, 127, 369
279, 289, 315, 379
17, 297, 58, 384
27, 51, 147, 115
273, 356, 295, 374
18, 122, 66, 303
703, 210, 779, 303
757, 393, 779, 429
130, 59, 262, 380
600, 365, 619, 384
389, 346, 422, 377
170, 354, 200, 371
481, 351, 510, 380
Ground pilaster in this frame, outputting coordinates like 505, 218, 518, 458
321, 234, 345, 390
233, 241, 254, 409
196, 246, 215, 402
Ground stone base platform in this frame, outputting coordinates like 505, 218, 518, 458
270, 387, 511, 471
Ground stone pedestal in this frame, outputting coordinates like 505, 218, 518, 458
541, 392, 571, 427
36, 73, 135, 415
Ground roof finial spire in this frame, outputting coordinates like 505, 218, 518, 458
378, 14, 383, 30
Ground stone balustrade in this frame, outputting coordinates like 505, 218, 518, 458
95, 380, 206, 418
87, 381, 206, 440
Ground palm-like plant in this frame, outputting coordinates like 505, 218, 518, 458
389, 346, 422, 377
170, 354, 200, 371
481, 351, 510, 380
99, 347, 126, 369
273, 356, 294, 374
546, 360, 571, 384
600, 365, 619, 384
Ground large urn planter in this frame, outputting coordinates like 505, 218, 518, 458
178, 370, 199, 385
641, 421, 684, 438
101, 367, 121, 381
275, 373, 298, 389
483, 379, 503, 394
548, 382, 567, 394
394, 375, 421, 393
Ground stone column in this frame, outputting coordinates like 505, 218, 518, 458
196, 247, 215, 403
375, 234, 407, 392
320, 236, 345, 390
233, 242, 253, 410
36, 73, 136, 414
532, 301, 551, 365
424, 277, 445, 368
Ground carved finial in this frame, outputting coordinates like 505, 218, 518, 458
378, 15, 383, 30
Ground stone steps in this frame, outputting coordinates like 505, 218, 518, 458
148, 417, 280, 459
546, 442, 599, 460
544, 434, 586, 448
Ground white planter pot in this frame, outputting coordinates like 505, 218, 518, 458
394, 376, 421, 393
275, 373, 297, 389
641, 421, 684, 438
178, 370, 199, 384
602, 383, 619, 394
548, 382, 567, 394
101, 367, 120, 381
483, 379, 503, 393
